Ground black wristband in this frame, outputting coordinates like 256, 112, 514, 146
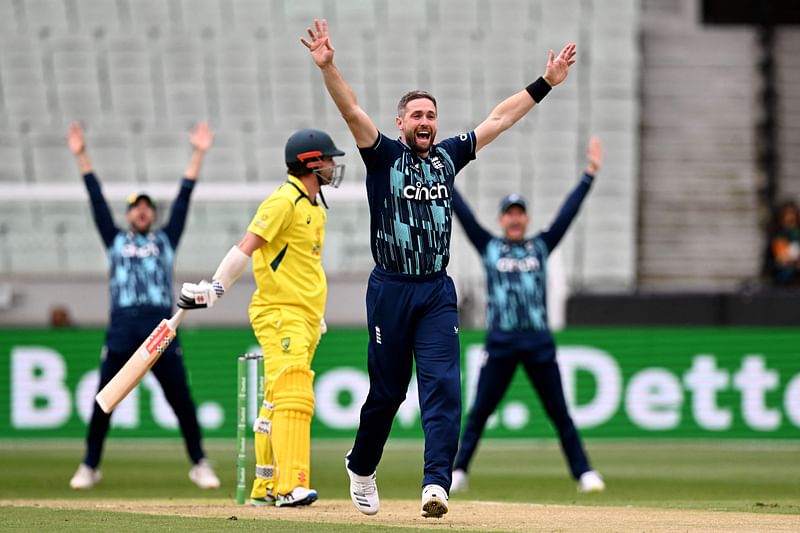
525, 77, 552, 103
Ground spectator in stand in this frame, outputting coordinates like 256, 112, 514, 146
766, 201, 800, 286
49, 305, 74, 328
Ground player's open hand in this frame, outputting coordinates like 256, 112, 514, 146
190, 123, 213, 153
543, 43, 577, 87
586, 137, 603, 175
301, 18, 335, 68
177, 280, 224, 309
67, 122, 85, 155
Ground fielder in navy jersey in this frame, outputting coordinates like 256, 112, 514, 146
450, 138, 606, 494
66, 123, 220, 491
302, 18, 577, 517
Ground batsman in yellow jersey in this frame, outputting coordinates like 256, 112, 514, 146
177, 128, 346, 507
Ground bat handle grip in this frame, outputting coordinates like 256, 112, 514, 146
169, 308, 187, 329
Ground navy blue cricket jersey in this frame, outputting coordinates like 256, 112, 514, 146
451, 173, 593, 332
359, 131, 476, 276
84, 172, 193, 351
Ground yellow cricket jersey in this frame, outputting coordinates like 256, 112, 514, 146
247, 175, 327, 323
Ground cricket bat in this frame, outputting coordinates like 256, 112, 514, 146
95, 309, 187, 414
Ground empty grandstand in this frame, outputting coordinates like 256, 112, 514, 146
1, 0, 797, 326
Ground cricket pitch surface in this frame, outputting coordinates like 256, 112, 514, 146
5, 498, 799, 532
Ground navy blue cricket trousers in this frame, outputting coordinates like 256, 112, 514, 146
348, 267, 462, 491
454, 331, 591, 479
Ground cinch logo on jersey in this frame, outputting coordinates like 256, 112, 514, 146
122, 241, 160, 258
496, 256, 541, 273
402, 181, 450, 201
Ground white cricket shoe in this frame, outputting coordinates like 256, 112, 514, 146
577, 470, 606, 493
69, 464, 101, 490
421, 484, 449, 518
189, 459, 221, 489
345, 451, 379, 515
276, 486, 318, 507
450, 469, 468, 493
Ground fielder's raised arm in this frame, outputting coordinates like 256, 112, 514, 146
184, 123, 213, 181
474, 43, 576, 153
302, 19, 378, 148
586, 136, 603, 176
68, 122, 93, 174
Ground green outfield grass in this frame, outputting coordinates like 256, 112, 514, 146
1, 439, 798, 531
1, 439, 798, 510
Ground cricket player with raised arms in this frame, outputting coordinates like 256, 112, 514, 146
450, 138, 606, 495
178, 128, 345, 507
67, 122, 220, 491
302, 18, 576, 518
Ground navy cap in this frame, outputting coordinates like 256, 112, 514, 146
499, 193, 526, 214
127, 192, 156, 211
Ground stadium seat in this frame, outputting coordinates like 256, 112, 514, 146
37, 201, 95, 233
0, 1, 19, 33
180, 0, 224, 35
374, 29, 422, 84
160, 33, 205, 84
74, 0, 121, 35
29, 132, 76, 183
56, 84, 104, 124
431, 0, 481, 30
165, 84, 210, 127
47, 36, 104, 122
216, 38, 258, 81
0, 201, 33, 238
480, 32, 529, 86
63, 230, 109, 275
0, 37, 50, 128
22, 0, 69, 36
143, 131, 191, 183
174, 228, 231, 274
486, 0, 535, 33
105, 36, 156, 125
196, 201, 255, 240
283, 0, 324, 34
0, 131, 27, 183
84, 127, 138, 183
256, 138, 287, 184
106, 36, 151, 79
199, 129, 246, 182
110, 84, 157, 127
230, 0, 274, 37
384, 0, 428, 29
4, 231, 61, 274
329, 0, 376, 28
128, 0, 172, 35
270, 80, 316, 132
218, 83, 261, 130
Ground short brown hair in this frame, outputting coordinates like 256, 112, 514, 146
397, 90, 437, 117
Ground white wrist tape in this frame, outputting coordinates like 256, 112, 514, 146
212, 245, 250, 289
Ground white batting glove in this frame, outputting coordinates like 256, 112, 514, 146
320, 318, 328, 335
177, 280, 224, 309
